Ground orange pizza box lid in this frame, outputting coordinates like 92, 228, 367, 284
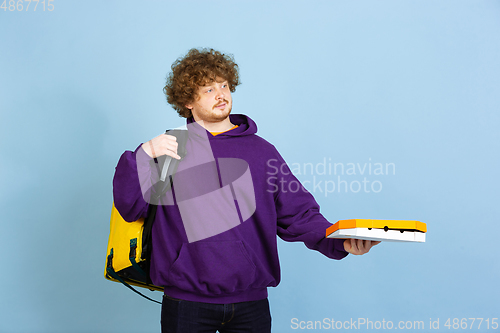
325, 219, 426, 237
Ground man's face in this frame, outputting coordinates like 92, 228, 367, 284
186, 79, 232, 123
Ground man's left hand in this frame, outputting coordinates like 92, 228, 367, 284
343, 239, 381, 255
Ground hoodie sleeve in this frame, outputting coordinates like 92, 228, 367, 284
112, 144, 153, 222
272, 150, 348, 260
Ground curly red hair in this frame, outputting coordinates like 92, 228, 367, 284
164, 48, 240, 118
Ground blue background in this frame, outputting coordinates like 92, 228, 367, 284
1, 0, 499, 332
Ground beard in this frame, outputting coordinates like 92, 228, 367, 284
199, 99, 232, 123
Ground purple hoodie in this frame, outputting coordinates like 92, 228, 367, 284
113, 114, 348, 303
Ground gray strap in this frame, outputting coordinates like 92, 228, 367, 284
160, 156, 173, 182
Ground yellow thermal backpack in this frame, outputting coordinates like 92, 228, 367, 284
104, 129, 188, 303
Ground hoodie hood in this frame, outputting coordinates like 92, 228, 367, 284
186, 114, 258, 138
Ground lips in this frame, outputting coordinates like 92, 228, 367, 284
214, 102, 227, 109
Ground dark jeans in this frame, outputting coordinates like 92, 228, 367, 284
161, 295, 272, 333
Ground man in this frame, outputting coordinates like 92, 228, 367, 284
113, 48, 379, 333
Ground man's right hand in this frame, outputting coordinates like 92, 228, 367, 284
141, 133, 181, 160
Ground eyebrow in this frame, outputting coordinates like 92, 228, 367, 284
202, 81, 228, 88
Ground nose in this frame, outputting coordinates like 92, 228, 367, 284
216, 87, 225, 100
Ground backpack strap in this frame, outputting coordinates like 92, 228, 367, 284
129, 238, 147, 277
106, 249, 162, 304
140, 129, 188, 284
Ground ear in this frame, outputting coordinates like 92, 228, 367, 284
185, 104, 193, 110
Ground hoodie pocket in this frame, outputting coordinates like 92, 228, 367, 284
167, 240, 257, 295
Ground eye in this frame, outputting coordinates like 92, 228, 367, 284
206, 88, 213, 93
